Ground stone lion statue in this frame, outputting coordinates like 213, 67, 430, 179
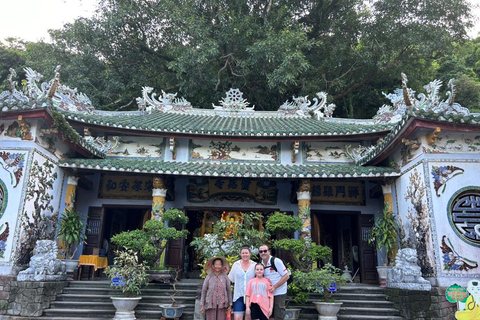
388, 248, 431, 291
17, 240, 66, 281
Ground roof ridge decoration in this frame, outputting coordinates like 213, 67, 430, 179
0, 68, 30, 107
23, 66, 95, 114
213, 88, 254, 112
278, 91, 336, 119
137, 86, 193, 113
373, 73, 471, 124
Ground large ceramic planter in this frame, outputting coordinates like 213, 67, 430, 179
111, 296, 142, 320
376, 266, 392, 287
147, 270, 173, 283
159, 304, 186, 319
313, 301, 343, 320
63, 259, 78, 273
284, 308, 301, 319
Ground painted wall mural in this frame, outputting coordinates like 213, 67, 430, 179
432, 165, 464, 197
0, 179, 9, 259
189, 140, 279, 162
0, 151, 25, 188
441, 235, 478, 271
428, 161, 480, 279
15, 153, 64, 266
106, 136, 165, 158
448, 187, 480, 248
424, 133, 480, 153
303, 142, 354, 163
0, 149, 28, 263
397, 167, 435, 276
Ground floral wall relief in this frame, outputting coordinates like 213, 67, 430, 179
441, 235, 478, 271
0, 151, 25, 188
15, 158, 59, 265
404, 168, 435, 276
431, 165, 464, 197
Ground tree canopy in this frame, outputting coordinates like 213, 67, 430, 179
1, 0, 477, 117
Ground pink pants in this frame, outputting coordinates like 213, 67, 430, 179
205, 306, 228, 320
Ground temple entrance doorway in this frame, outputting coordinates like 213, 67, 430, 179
182, 208, 276, 278
312, 211, 377, 284
84, 206, 151, 265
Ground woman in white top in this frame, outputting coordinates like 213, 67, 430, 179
228, 245, 256, 320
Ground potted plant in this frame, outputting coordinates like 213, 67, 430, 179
293, 263, 347, 320
265, 212, 334, 319
110, 208, 189, 282
158, 268, 186, 319
57, 208, 85, 273
284, 280, 308, 320
104, 249, 149, 320
367, 203, 398, 287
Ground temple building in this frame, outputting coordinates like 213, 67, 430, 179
0, 67, 479, 291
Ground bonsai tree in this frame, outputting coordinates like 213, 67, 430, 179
265, 211, 331, 272
367, 203, 398, 265
57, 208, 85, 260
104, 249, 148, 297
292, 263, 346, 302
111, 208, 189, 268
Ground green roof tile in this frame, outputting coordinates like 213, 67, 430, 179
59, 109, 393, 137
59, 158, 399, 178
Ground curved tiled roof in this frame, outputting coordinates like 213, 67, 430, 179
60, 110, 393, 138
356, 109, 480, 165
59, 157, 400, 178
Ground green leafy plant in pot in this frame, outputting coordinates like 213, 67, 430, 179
104, 249, 149, 320
367, 203, 398, 287
57, 208, 85, 273
110, 208, 189, 269
367, 203, 398, 266
292, 263, 346, 318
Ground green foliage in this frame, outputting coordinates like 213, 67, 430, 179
367, 204, 398, 265
190, 212, 267, 261
2, 0, 474, 117
265, 212, 331, 272
104, 249, 148, 297
110, 209, 189, 267
292, 263, 346, 302
57, 209, 85, 259
265, 212, 303, 235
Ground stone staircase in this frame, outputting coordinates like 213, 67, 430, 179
37, 280, 200, 320
34, 281, 403, 320
288, 283, 405, 320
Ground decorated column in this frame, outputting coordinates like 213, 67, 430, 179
65, 176, 79, 210
381, 182, 396, 260
152, 175, 167, 220
297, 179, 312, 241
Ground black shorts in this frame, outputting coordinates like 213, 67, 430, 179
250, 303, 268, 320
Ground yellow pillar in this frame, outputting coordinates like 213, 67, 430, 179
65, 176, 79, 210
152, 176, 168, 267
381, 183, 396, 260
152, 176, 167, 221
297, 179, 312, 241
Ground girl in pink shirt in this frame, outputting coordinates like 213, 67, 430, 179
245, 263, 274, 320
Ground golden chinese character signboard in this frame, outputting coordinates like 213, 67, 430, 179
187, 178, 278, 205
310, 181, 365, 205
99, 174, 153, 200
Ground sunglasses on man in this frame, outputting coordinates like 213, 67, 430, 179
258, 249, 268, 253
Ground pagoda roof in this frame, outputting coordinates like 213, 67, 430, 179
59, 157, 399, 179
61, 109, 392, 138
